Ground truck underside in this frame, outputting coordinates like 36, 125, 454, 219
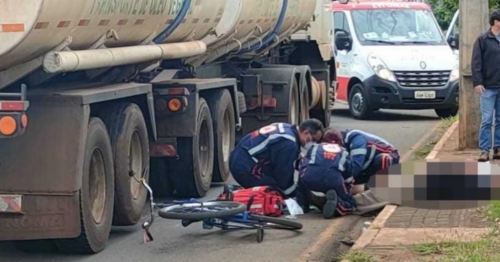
0, 40, 335, 253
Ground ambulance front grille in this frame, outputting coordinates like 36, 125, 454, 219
393, 70, 451, 88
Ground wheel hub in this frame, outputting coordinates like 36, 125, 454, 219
290, 89, 298, 125
89, 148, 106, 224
352, 92, 364, 114
130, 131, 143, 200
198, 119, 211, 185
222, 111, 231, 163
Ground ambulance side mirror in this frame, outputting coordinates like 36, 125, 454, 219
448, 35, 459, 50
335, 30, 352, 51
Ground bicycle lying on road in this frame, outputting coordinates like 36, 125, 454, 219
140, 181, 303, 243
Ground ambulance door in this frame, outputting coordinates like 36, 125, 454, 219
333, 10, 355, 101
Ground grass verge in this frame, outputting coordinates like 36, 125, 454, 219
411, 115, 458, 161
338, 250, 376, 262
411, 228, 500, 262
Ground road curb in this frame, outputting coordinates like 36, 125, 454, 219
425, 121, 458, 160
339, 120, 456, 262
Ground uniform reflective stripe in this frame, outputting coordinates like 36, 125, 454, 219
351, 148, 367, 156
345, 176, 353, 183
252, 157, 258, 163
283, 183, 297, 195
363, 147, 377, 170
278, 123, 285, 133
338, 150, 349, 172
345, 129, 394, 148
250, 204, 263, 209
308, 144, 320, 164
247, 134, 296, 156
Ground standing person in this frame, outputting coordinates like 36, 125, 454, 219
472, 9, 500, 162
228, 119, 324, 197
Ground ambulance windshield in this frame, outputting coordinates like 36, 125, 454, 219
351, 8, 446, 45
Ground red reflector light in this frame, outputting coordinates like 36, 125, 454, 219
167, 88, 187, 95
0, 101, 26, 111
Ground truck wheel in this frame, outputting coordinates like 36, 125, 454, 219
56, 118, 114, 254
289, 79, 300, 125
171, 98, 214, 197
435, 107, 458, 118
349, 84, 373, 120
103, 103, 149, 226
206, 90, 236, 182
299, 83, 310, 123
237, 91, 247, 114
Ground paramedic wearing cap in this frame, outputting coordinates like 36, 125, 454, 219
323, 128, 399, 193
298, 142, 357, 219
229, 119, 324, 196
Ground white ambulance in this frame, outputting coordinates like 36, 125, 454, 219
329, 0, 459, 120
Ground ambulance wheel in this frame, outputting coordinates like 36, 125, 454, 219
206, 89, 236, 182
56, 118, 114, 254
170, 98, 214, 198
349, 84, 373, 120
435, 106, 458, 118
102, 103, 150, 226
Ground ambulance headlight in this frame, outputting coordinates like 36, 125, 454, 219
449, 68, 459, 82
367, 53, 396, 82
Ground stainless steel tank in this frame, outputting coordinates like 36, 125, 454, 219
0, 0, 226, 71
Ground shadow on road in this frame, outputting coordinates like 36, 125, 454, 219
332, 108, 438, 122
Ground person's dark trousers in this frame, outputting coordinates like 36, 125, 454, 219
228, 147, 278, 188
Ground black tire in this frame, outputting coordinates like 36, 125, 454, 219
206, 90, 236, 182
288, 79, 300, 125
435, 106, 458, 118
250, 214, 303, 230
348, 84, 373, 120
158, 201, 246, 220
150, 158, 175, 197
102, 103, 150, 226
56, 118, 114, 254
170, 98, 214, 197
237, 91, 247, 114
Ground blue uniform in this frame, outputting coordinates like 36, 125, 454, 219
342, 129, 400, 184
229, 123, 301, 195
298, 143, 357, 216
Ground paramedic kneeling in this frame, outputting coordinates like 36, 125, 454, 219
336, 129, 400, 194
298, 143, 357, 219
229, 119, 324, 197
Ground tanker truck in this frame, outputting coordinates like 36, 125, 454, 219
0, 0, 342, 254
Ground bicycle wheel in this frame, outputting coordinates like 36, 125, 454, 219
249, 214, 303, 230
158, 201, 246, 220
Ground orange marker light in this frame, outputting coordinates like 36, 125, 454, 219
168, 98, 182, 112
0, 116, 17, 135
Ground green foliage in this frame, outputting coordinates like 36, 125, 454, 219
428, 0, 500, 30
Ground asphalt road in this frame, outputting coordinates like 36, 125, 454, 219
0, 104, 439, 262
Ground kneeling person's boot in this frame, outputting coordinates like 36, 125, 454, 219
308, 191, 326, 211
323, 190, 338, 219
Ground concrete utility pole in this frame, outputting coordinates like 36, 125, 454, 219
458, 0, 489, 150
